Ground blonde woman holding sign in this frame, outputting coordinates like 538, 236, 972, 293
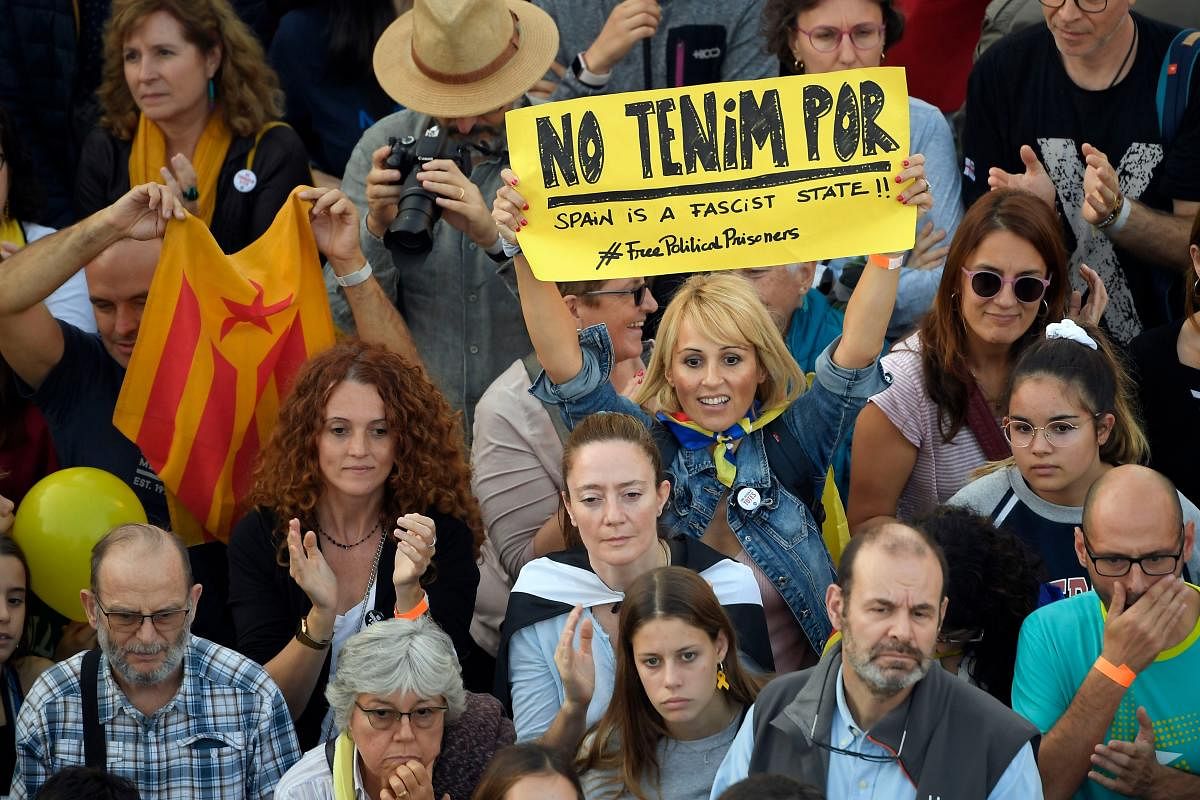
492, 162, 929, 675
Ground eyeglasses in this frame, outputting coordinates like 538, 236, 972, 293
811, 733, 903, 764
961, 269, 1051, 304
355, 702, 448, 731
1080, 528, 1185, 577
1002, 416, 1098, 448
1039, 0, 1108, 13
581, 284, 650, 306
937, 628, 985, 645
94, 598, 191, 634
794, 23, 887, 53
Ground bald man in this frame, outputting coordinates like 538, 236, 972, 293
1013, 464, 1200, 799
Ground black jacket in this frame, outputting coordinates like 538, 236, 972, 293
0, 0, 104, 228
75, 124, 312, 254
227, 506, 480, 749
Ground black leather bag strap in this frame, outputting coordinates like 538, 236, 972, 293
80, 648, 107, 769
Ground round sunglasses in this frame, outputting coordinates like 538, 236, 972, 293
960, 269, 1051, 304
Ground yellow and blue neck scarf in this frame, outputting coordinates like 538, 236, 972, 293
657, 403, 787, 487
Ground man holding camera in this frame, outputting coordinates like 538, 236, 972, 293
334, 0, 560, 434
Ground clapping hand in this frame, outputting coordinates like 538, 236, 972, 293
392, 513, 437, 608
286, 517, 339, 616
1067, 264, 1108, 327
988, 144, 1056, 210
1089, 707, 1163, 797
554, 605, 596, 712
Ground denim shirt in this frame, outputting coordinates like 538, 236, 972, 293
530, 325, 890, 651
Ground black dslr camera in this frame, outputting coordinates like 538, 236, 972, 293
383, 125, 474, 254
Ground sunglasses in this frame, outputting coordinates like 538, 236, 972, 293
961, 269, 1051, 304
580, 284, 650, 306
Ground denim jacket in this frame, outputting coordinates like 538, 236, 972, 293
530, 325, 890, 652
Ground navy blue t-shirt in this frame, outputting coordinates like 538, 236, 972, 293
18, 320, 169, 525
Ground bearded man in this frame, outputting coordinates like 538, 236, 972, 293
710, 521, 1043, 799
11, 524, 300, 799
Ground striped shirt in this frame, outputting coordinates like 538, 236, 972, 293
13, 636, 300, 800
869, 336, 990, 521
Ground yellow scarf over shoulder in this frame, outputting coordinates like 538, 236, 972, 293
0, 218, 25, 248
128, 112, 232, 226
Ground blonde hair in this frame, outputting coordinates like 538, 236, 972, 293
633, 273, 805, 414
99, 0, 285, 139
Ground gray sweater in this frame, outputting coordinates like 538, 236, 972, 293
534, 0, 777, 102
580, 712, 743, 800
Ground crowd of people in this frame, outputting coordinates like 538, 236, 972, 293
1, 0, 1199, 798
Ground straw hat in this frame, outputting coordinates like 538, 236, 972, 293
373, 0, 560, 119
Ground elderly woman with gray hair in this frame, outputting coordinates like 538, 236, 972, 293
273, 617, 514, 800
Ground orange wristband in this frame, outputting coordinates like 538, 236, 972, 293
395, 592, 429, 620
1093, 656, 1136, 688
869, 253, 904, 270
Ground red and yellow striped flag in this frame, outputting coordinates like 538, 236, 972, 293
114, 188, 336, 543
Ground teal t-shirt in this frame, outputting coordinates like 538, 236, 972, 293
1012, 587, 1200, 799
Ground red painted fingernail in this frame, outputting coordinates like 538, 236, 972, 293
511, 177, 520, 186
894, 175, 902, 183
903, 159, 910, 167
523, 203, 529, 210
520, 218, 528, 227
898, 196, 907, 204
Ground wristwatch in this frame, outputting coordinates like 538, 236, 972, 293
295, 616, 332, 650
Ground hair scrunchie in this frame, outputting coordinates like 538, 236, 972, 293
1045, 318, 1098, 350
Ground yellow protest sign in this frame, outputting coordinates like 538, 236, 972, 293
505, 67, 915, 281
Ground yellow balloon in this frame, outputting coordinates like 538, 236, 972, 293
12, 468, 148, 622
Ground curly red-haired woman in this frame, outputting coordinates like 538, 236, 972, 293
228, 338, 481, 750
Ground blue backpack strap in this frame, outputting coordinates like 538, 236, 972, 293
1157, 29, 1200, 147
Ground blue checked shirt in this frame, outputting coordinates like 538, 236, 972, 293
12, 636, 301, 799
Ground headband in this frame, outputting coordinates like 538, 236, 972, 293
1045, 319, 1097, 350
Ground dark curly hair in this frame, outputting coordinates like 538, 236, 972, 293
99, 0, 285, 139
762, 0, 906, 76
917, 505, 1040, 706
249, 339, 481, 562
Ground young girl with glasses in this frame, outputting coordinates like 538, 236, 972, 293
849, 189, 1107, 527
948, 318, 1200, 598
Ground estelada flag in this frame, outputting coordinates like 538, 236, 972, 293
114, 188, 336, 544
